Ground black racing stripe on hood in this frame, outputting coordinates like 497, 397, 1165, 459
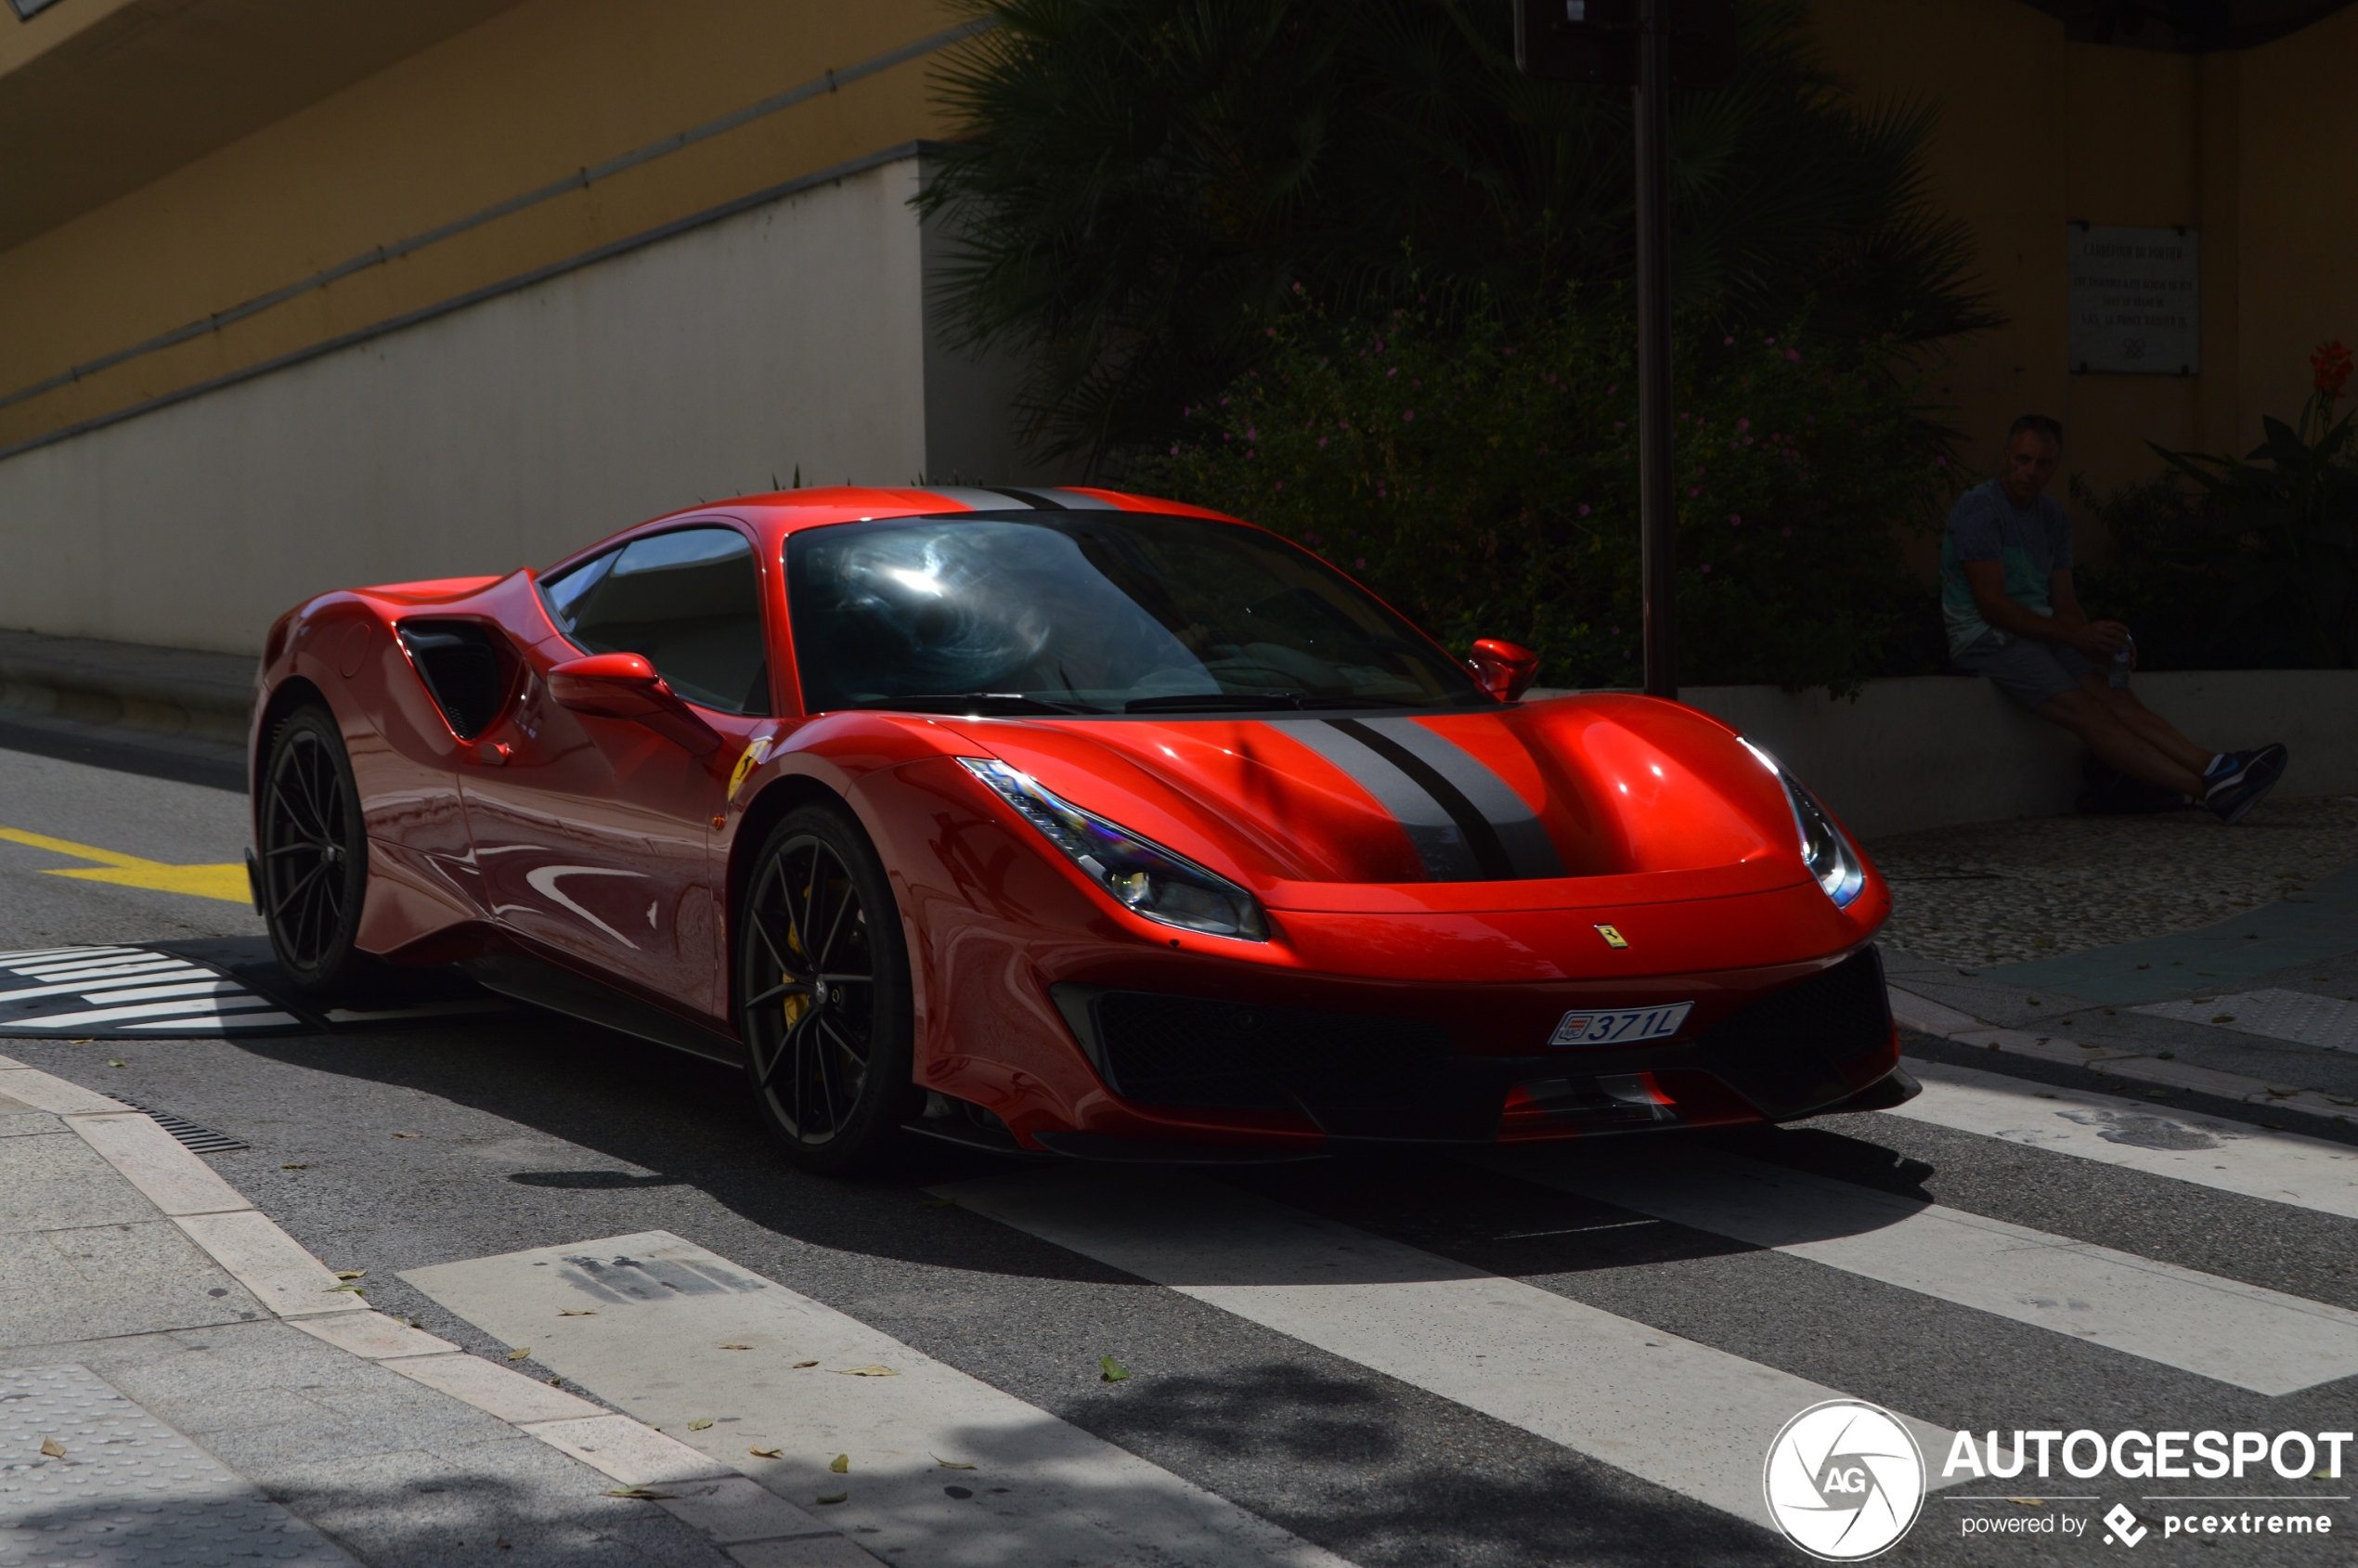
983, 486, 1065, 510
1327, 719, 1515, 881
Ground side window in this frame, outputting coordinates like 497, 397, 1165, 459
544, 526, 771, 715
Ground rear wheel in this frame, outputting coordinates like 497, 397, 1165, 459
258, 706, 371, 997
737, 804, 918, 1173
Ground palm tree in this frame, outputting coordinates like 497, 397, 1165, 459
917, 0, 1996, 470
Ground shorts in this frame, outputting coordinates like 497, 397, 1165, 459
1952, 630, 2101, 708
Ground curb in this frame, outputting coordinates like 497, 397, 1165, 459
0, 1053, 879, 1568
0, 629, 253, 748
1887, 985, 2358, 1130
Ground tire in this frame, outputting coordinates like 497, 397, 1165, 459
257, 705, 373, 997
737, 803, 919, 1173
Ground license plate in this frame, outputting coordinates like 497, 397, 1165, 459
1548, 1002, 1693, 1046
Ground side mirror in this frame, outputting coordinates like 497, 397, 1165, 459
548, 653, 722, 756
1468, 639, 1542, 703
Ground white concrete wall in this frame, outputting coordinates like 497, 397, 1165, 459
1655, 671, 2358, 838
0, 153, 1039, 655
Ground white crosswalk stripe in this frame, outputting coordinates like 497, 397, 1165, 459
382, 1070, 2358, 1562
1883, 1058, 2358, 1220
1477, 1141, 2358, 1395
404, 1231, 1356, 1568
0, 945, 298, 1037
936, 1169, 1968, 1529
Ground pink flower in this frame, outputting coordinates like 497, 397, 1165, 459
1764, 336, 1776, 345
1723, 335, 1736, 345
1937, 455, 1949, 467
1355, 557, 1367, 568
1614, 421, 1626, 431
1305, 531, 1321, 544
1688, 486, 1701, 498
1784, 349, 1800, 362
1736, 418, 1751, 431
1317, 436, 1328, 447
1729, 514, 1742, 526
1388, 367, 1398, 377
1577, 503, 1591, 516
1702, 563, 1713, 573
1781, 526, 1792, 538
1403, 410, 1415, 421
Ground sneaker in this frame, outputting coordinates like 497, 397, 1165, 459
2205, 744, 2287, 824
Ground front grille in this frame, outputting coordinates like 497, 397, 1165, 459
1087, 991, 1451, 1114
1690, 946, 1891, 1118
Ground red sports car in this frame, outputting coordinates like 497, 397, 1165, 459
247, 485, 1909, 1171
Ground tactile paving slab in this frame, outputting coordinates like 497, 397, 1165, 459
2136, 987, 2358, 1053
0, 1364, 355, 1567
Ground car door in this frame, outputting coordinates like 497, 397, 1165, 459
460, 523, 773, 1019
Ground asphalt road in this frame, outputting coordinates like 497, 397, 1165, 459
5, 740, 2356, 1566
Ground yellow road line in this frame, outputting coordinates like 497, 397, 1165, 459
0, 826, 251, 904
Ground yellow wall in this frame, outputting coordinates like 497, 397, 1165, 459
1815, 0, 2357, 557
0, 0, 958, 450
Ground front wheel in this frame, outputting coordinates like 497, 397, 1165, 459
737, 804, 918, 1173
258, 705, 372, 997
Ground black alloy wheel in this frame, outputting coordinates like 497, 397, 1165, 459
258, 706, 371, 995
738, 804, 918, 1173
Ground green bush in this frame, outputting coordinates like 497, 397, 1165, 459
919, 0, 1992, 467
2077, 341, 2358, 669
1135, 292, 1950, 695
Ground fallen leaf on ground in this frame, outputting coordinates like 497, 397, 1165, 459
1099, 1355, 1130, 1383
328, 1284, 366, 1296
933, 1456, 975, 1471
105, 1060, 125, 1069
793, 1360, 819, 1369
334, 1270, 365, 1280
545, 1379, 563, 1387
604, 1486, 674, 1500
834, 1365, 898, 1378
506, 1346, 533, 1361
496, 1537, 510, 1549
559, 1310, 595, 1317
829, 1454, 849, 1474
39, 1439, 63, 1458
393, 1133, 421, 1138
815, 1493, 847, 1506
280, 1164, 309, 1171
750, 1447, 783, 1459
689, 1419, 714, 1432
718, 1343, 752, 1350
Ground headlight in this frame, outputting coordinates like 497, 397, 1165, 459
958, 758, 1270, 940
1739, 739, 1867, 909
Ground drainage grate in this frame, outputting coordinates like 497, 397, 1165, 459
104, 1093, 249, 1153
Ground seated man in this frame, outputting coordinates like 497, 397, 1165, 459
1941, 415, 2285, 823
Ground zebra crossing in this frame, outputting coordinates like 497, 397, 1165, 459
394, 1060, 2358, 1562
0, 944, 302, 1034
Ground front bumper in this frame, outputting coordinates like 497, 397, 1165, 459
1040, 945, 1901, 1153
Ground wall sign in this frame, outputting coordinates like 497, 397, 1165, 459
2068, 224, 2199, 375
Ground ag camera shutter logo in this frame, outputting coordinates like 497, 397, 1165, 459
1763, 1400, 1927, 1560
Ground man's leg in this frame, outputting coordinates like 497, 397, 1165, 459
2036, 687, 2205, 796
2077, 670, 2215, 776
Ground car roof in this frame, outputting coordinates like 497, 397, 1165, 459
539, 485, 1248, 580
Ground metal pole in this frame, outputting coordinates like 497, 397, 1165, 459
1634, 0, 1678, 699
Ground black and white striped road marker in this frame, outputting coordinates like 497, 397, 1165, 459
0, 946, 303, 1036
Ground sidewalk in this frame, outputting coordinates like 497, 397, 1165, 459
0, 630, 250, 792
0, 1055, 875, 1568
1872, 799, 2358, 1132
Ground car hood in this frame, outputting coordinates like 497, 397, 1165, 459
943, 694, 1817, 911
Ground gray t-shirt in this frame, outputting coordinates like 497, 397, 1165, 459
1939, 479, 2072, 656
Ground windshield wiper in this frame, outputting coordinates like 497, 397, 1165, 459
873, 693, 1108, 716
1124, 692, 1306, 713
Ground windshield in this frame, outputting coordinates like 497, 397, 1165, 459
784, 512, 1488, 715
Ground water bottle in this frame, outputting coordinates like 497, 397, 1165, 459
2109, 631, 2134, 689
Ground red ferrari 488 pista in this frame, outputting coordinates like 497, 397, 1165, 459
247, 485, 1910, 1171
